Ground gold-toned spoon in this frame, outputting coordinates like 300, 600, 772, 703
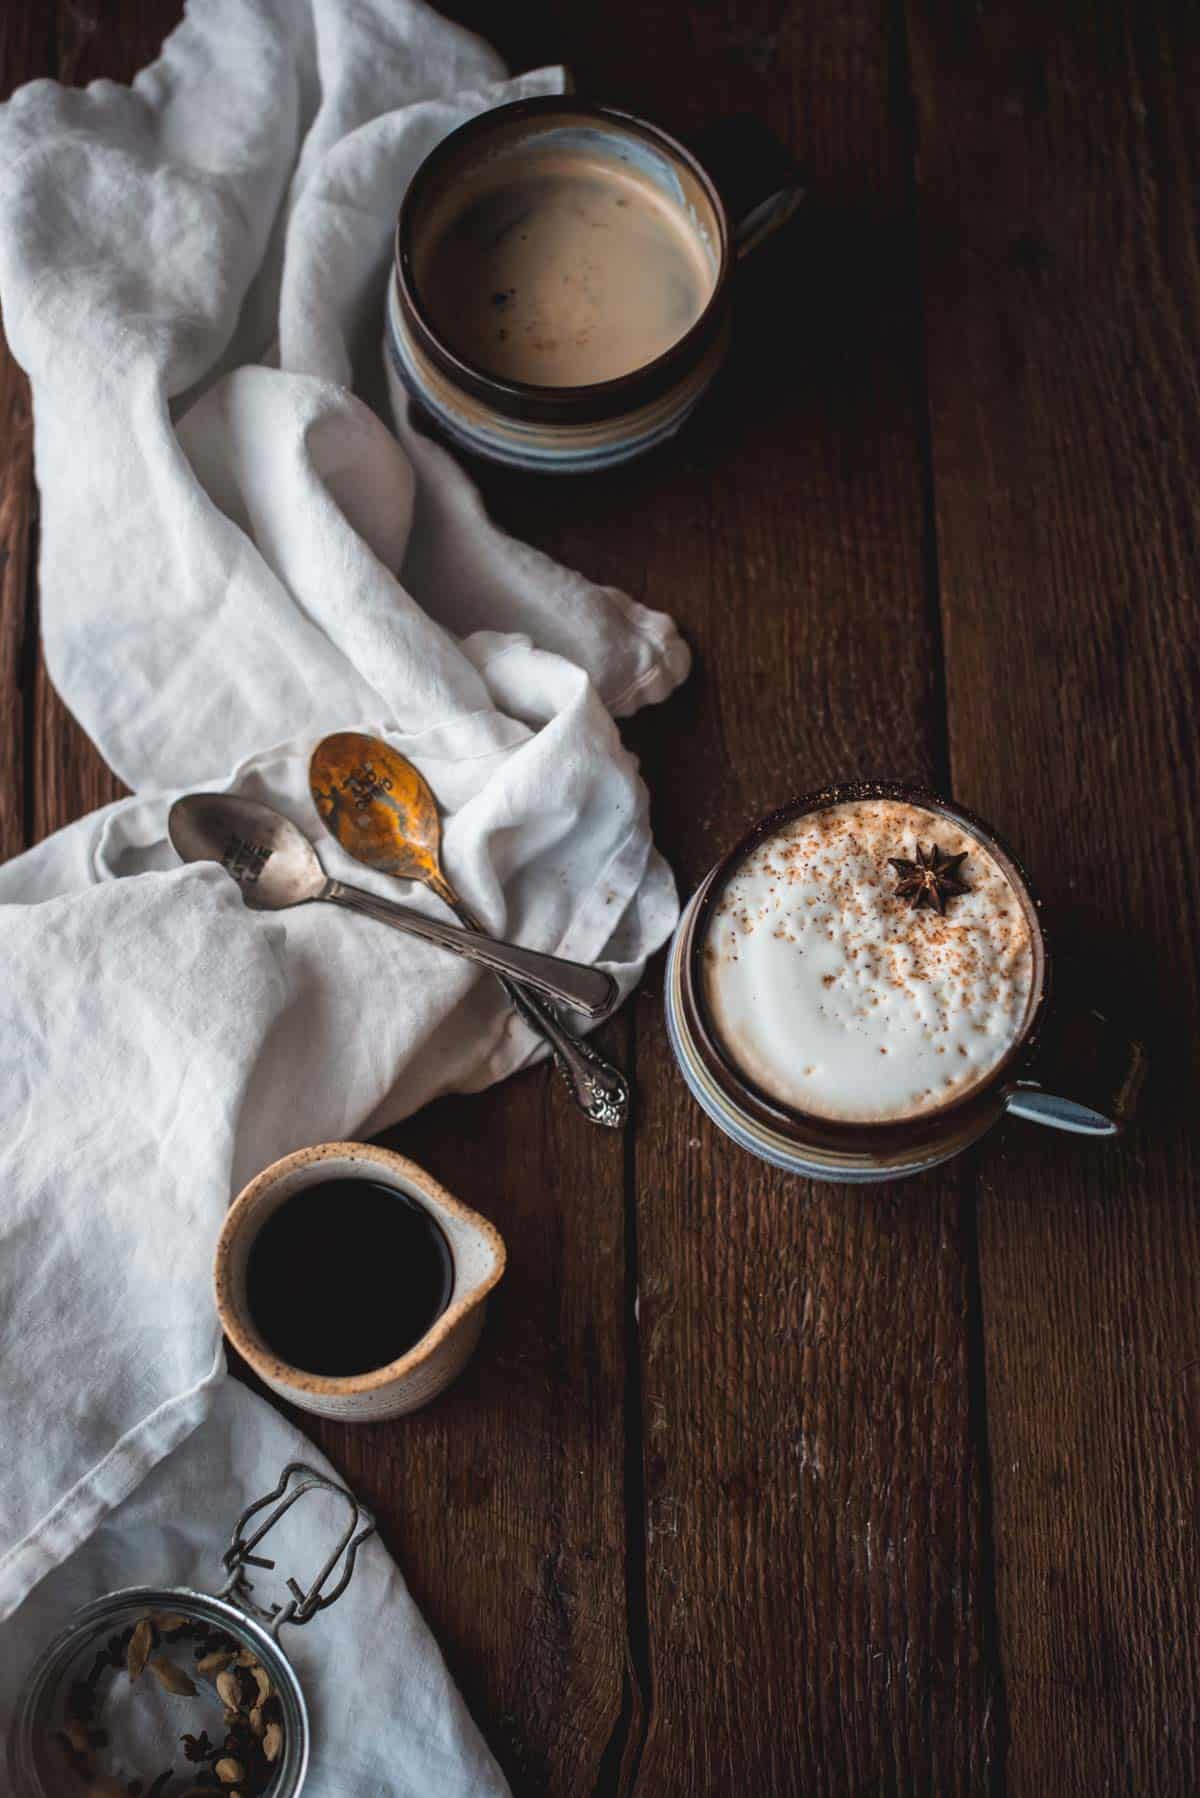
310, 732, 630, 1129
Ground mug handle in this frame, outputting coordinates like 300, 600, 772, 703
1004, 1000, 1146, 1136
687, 114, 805, 261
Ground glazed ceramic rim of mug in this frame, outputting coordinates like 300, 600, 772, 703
394, 96, 732, 423
665, 940, 973, 1178
214, 1141, 506, 1398
680, 782, 1052, 1153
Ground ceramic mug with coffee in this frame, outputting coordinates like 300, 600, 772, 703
666, 784, 1145, 1183
387, 97, 802, 472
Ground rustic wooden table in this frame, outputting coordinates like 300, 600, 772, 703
2, 2, 1197, 1793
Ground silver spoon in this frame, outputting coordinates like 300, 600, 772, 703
168, 792, 617, 1020
308, 732, 630, 1131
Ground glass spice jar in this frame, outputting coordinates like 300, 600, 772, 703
8, 1464, 374, 1798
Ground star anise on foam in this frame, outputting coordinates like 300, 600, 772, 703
888, 842, 970, 913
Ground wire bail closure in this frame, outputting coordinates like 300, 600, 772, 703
217, 1462, 376, 1640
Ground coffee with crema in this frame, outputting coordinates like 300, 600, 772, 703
414, 149, 716, 388
700, 799, 1036, 1125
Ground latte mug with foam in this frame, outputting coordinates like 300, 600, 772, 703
666, 785, 1144, 1183
388, 99, 802, 472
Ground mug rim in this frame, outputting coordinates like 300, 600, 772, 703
680, 781, 1052, 1153
393, 96, 732, 422
214, 1141, 506, 1398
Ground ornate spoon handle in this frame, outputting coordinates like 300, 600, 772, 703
447, 893, 629, 1131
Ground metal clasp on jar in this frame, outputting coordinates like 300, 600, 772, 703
217, 1462, 376, 1639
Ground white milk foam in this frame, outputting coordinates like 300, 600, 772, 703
701, 800, 1035, 1124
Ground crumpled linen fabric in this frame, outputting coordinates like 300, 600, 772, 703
0, 1, 688, 1788
0, 1384, 510, 1796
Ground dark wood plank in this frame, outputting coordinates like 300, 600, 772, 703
0, 336, 34, 860
53, 0, 175, 87
908, 0, 1200, 1790
0, 3, 54, 860
363, 1072, 630, 1796
31, 656, 128, 833
475, 2, 998, 1791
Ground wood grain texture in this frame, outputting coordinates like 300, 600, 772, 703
506, 2, 997, 1791
31, 658, 128, 836
908, 0, 1200, 1791
0, 4, 52, 860
363, 1070, 630, 1796
0, 331, 34, 860
5, 0, 1198, 1791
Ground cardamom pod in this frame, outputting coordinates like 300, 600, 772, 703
215, 1669, 241, 1711
197, 1649, 235, 1676
149, 1656, 197, 1697
263, 1719, 284, 1762
126, 1617, 154, 1682
249, 1663, 272, 1706
215, 1757, 245, 1784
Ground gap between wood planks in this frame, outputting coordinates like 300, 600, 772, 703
888, 3, 1008, 1792
593, 1006, 653, 1796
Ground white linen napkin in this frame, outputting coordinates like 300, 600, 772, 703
0, 1385, 509, 1796
0, 0, 688, 1787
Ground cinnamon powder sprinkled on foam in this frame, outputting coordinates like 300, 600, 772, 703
702, 800, 1035, 1123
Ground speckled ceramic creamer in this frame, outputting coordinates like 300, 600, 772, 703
215, 1142, 505, 1421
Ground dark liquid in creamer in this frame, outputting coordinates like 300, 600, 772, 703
246, 1178, 454, 1377
416, 151, 715, 387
